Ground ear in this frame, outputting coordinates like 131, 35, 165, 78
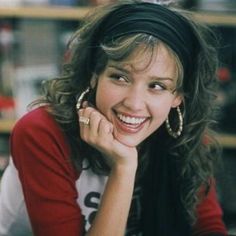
90, 74, 97, 89
171, 94, 183, 108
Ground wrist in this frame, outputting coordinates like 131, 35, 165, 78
111, 162, 137, 178
104, 151, 138, 172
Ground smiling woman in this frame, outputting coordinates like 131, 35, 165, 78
94, 43, 182, 147
0, 1, 227, 236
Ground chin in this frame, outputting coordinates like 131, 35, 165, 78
114, 133, 142, 148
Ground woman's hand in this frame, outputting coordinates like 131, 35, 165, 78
78, 104, 138, 236
78, 105, 138, 169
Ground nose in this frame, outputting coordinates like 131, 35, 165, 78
122, 86, 145, 111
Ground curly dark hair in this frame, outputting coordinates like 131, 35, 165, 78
31, 0, 220, 233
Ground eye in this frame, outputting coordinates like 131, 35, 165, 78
109, 73, 129, 83
149, 81, 166, 91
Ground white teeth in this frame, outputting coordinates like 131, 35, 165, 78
117, 114, 146, 125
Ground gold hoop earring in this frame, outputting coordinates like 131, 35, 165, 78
165, 106, 183, 138
76, 87, 90, 110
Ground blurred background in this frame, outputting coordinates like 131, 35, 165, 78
0, 0, 235, 234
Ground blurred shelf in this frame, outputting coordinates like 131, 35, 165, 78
0, 6, 90, 21
0, 119, 15, 133
215, 133, 236, 149
0, 6, 235, 25
193, 11, 236, 26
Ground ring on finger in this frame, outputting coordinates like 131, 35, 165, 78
79, 116, 90, 125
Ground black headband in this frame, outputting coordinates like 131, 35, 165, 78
96, 2, 198, 76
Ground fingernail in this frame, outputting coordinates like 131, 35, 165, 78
82, 101, 88, 108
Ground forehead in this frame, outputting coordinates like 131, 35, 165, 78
107, 44, 178, 78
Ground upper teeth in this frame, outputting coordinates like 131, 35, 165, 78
117, 114, 146, 125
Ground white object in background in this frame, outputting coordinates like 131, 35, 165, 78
13, 64, 58, 118
0, 0, 22, 7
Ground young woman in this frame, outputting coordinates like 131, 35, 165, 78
0, 1, 227, 235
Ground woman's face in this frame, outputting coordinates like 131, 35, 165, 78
94, 44, 182, 147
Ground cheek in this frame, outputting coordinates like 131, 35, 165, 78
152, 96, 174, 112
152, 109, 169, 124
149, 100, 173, 123
95, 82, 116, 114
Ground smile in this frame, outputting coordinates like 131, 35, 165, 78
117, 113, 147, 125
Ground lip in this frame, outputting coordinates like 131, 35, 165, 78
113, 111, 149, 134
116, 111, 148, 119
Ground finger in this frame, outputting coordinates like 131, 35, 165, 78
79, 116, 90, 125
89, 110, 103, 137
79, 107, 106, 141
98, 118, 113, 137
78, 109, 90, 127
78, 107, 93, 138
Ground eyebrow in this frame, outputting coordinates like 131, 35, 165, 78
107, 64, 175, 82
107, 64, 130, 74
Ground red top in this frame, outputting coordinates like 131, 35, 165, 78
10, 107, 227, 236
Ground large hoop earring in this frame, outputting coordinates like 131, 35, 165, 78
165, 106, 183, 138
76, 87, 90, 110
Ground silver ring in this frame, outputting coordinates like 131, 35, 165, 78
79, 116, 90, 125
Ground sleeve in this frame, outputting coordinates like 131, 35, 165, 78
192, 182, 228, 236
10, 108, 84, 236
